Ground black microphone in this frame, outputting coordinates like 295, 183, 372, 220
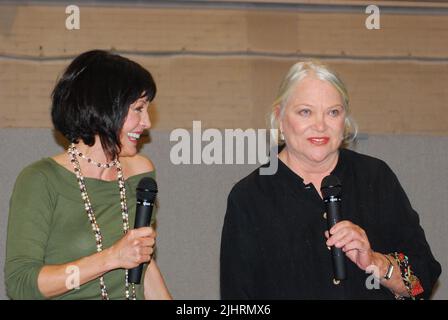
128, 177, 158, 284
321, 175, 346, 281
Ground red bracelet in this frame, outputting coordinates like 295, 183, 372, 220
391, 252, 424, 300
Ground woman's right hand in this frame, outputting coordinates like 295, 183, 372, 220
108, 227, 156, 270
36, 227, 156, 298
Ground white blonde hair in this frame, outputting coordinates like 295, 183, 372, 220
269, 60, 357, 146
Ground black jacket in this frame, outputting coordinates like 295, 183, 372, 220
220, 148, 441, 299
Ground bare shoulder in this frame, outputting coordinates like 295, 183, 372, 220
122, 154, 155, 177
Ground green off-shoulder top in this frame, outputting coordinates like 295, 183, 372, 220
5, 157, 156, 300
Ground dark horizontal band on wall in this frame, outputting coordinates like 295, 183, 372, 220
2, 0, 448, 15
2, 51, 448, 64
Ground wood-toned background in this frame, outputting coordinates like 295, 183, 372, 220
1, 0, 447, 133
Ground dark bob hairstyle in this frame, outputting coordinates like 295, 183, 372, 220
51, 50, 156, 160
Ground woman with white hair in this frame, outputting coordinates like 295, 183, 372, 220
220, 61, 441, 299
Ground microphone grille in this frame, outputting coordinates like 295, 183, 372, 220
320, 175, 342, 198
136, 177, 158, 201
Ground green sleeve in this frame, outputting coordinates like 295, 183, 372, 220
5, 166, 56, 300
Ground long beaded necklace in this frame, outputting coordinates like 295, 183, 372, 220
67, 143, 137, 300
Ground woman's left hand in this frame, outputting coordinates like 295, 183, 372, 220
325, 220, 375, 271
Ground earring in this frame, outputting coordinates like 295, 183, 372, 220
280, 130, 285, 141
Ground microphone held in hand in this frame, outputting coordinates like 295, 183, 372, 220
128, 177, 158, 284
321, 175, 346, 281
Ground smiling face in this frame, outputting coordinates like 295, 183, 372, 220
118, 96, 151, 157
278, 75, 346, 166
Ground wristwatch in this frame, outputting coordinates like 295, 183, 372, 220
383, 254, 394, 280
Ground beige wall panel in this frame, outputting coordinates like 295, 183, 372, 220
140, 56, 254, 130
296, 13, 448, 58
0, 56, 255, 129
331, 61, 448, 134
0, 61, 62, 127
1, 5, 448, 58
243, 60, 448, 134
1, 56, 447, 134
246, 11, 448, 58
0, 5, 248, 56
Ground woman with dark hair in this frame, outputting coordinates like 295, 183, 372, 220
5, 50, 172, 300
